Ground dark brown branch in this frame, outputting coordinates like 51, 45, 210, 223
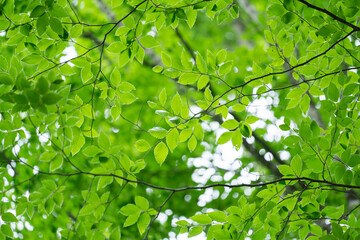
176, 26, 285, 177
175, 28, 196, 60
297, 0, 360, 31
143, 191, 175, 240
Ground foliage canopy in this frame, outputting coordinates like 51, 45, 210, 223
0, 0, 360, 239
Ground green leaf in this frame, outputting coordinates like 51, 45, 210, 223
218, 61, 232, 75
30, 5, 46, 18
137, 213, 150, 235
178, 73, 199, 85
176, 220, 190, 226
317, 24, 337, 37
310, 224, 323, 236
233, 104, 246, 112
217, 131, 233, 145
119, 50, 130, 67
0, 55, 8, 71
99, 132, 111, 151
16, 203, 26, 216
81, 64, 93, 83
166, 128, 179, 152
71, 133, 85, 156
187, 9, 197, 28
348, 154, 360, 167
216, 49, 227, 64
196, 52, 207, 73
118, 82, 135, 92
50, 155, 63, 172
171, 92, 182, 115
159, 88, 167, 106
139, 35, 159, 48
286, 87, 306, 99
161, 52, 172, 67
221, 119, 239, 130
252, 229, 267, 240
231, 129, 242, 150
149, 127, 167, 139
267, 4, 285, 16
120, 204, 141, 216
197, 75, 209, 90
179, 128, 193, 142
120, 154, 131, 172
343, 83, 358, 96
309, 85, 324, 96
111, 106, 121, 120
40, 151, 57, 162
207, 211, 227, 223
97, 176, 113, 190
1, 212, 17, 222
240, 123, 252, 137
290, 155, 302, 176
1, 224, 13, 237
327, 82, 339, 102
107, 42, 126, 53
152, 65, 163, 73
42, 92, 62, 105
22, 54, 42, 64
81, 104, 94, 118
204, 86, 213, 101
154, 142, 168, 165
135, 196, 149, 210
331, 223, 343, 238
191, 214, 212, 224
124, 213, 140, 227
0, 72, 14, 85
188, 226, 203, 238
37, 77, 49, 94
117, 92, 137, 104
70, 24, 83, 38
300, 65, 318, 76
343, 170, 353, 185
115, 26, 129, 36
37, 13, 49, 35
188, 135, 197, 152
50, 17, 63, 35
135, 139, 151, 152
281, 10, 296, 23
278, 165, 294, 176
300, 94, 310, 114
111, 68, 121, 87
111, 0, 124, 7
83, 146, 102, 157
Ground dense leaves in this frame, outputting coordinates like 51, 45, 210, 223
0, 0, 360, 239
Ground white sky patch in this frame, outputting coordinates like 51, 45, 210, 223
33, 165, 39, 175
157, 212, 168, 224
247, 97, 274, 120
148, 27, 157, 37
189, 106, 202, 117
38, 132, 50, 143
25, 221, 34, 231
350, 68, 358, 73
7, 165, 15, 177
279, 150, 290, 160
60, 46, 77, 65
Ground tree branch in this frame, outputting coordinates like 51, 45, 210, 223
297, 0, 360, 31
